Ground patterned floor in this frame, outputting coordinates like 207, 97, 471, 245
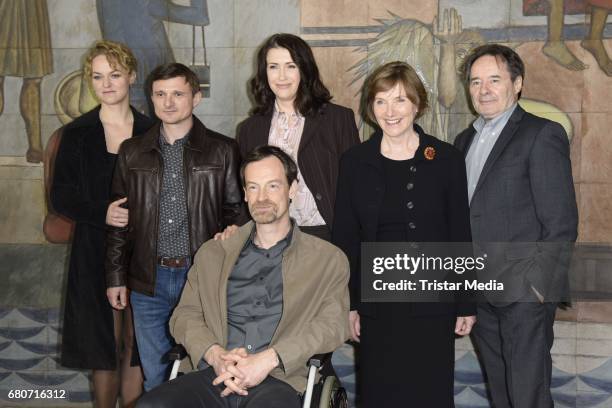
2, 307, 612, 407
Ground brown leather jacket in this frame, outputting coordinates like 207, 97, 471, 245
106, 117, 245, 295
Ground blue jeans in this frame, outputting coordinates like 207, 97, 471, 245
131, 261, 190, 391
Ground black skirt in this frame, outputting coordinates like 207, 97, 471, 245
358, 304, 456, 407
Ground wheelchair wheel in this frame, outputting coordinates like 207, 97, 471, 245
318, 375, 348, 408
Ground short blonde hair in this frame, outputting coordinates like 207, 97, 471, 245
83, 40, 137, 85
362, 61, 428, 126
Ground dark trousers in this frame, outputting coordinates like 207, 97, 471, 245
136, 367, 301, 408
472, 299, 557, 408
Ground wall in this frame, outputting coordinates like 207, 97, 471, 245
1, 0, 611, 406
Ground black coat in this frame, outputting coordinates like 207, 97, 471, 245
332, 125, 475, 317
51, 106, 154, 369
236, 102, 360, 227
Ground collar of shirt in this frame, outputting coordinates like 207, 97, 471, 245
243, 219, 295, 255
273, 100, 303, 131
473, 103, 518, 134
159, 124, 189, 148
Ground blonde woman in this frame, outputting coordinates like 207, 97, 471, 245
51, 40, 154, 407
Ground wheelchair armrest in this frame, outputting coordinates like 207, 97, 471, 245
164, 344, 188, 363
303, 353, 337, 408
307, 353, 331, 369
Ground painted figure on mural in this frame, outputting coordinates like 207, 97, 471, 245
97, 0, 210, 112
531, 0, 612, 75
351, 8, 484, 143
0, 0, 53, 163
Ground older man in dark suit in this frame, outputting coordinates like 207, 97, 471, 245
454, 44, 578, 407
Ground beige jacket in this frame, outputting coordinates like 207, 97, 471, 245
170, 221, 350, 392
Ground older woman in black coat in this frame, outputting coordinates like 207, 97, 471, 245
332, 62, 476, 407
51, 40, 154, 407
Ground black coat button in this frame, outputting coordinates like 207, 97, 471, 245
406, 201, 414, 209
410, 165, 417, 173
315, 193, 322, 200
406, 182, 414, 191
408, 222, 416, 229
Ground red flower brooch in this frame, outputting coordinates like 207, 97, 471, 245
424, 146, 436, 160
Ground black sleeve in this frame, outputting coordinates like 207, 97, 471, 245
331, 153, 361, 310
50, 129, 110, 228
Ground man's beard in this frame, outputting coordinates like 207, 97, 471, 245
249, 201, 279, 224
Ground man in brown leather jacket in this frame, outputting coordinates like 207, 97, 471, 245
105, 63, 244, 391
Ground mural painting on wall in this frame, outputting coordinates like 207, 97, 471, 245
528, 0, 612, 75
0, 0, 53, 163
56, 0, 211, 123
336, 6, 573, 143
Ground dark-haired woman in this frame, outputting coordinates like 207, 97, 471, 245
236, 33, 359, 240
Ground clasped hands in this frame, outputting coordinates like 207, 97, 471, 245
206, 344, 279, 397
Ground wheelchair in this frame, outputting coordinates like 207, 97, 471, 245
166, 345, 348, 408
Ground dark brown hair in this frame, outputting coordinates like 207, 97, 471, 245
240, 145, 298, 187
361, 61, 429, 127
147, 63, 200, 95
249, 33, 331, 116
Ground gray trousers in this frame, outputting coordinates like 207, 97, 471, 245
472, 299, 557, 408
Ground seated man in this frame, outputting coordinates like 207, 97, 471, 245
137, 145, 350, 408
